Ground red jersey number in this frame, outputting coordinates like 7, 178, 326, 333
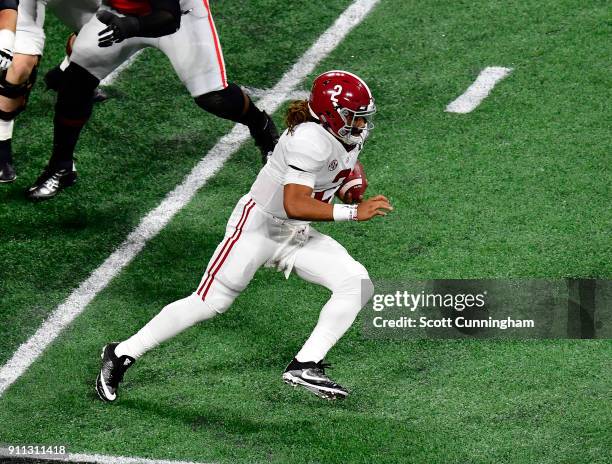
313, 169, 352, 203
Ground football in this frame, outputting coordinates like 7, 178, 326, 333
337, 161, 368, 203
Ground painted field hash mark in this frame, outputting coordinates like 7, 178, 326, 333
0, 0, 381, 399
445, 66, 513, 113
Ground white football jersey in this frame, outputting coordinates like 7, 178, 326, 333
250, 122, 363, 222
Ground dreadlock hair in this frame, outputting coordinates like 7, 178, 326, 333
285, 99, 317, 134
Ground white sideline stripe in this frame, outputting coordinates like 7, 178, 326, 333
0, 0, 380, 398
100, 50, 145, 86
243, 86, 310, 101
445, 66, 513, 113
0, 451, 211, 464
69, 454, 210, 464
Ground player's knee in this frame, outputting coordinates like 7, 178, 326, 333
55, 63, 99, 120
197, 277, 239, 316
361, 275, 375, 303
182, 293, 220, 323
194, 82, 246, 122
334, 274, 372, 321
333, 268, 374, 301
59, 63, 98, 95
0, 65, 37, 102
6, 55, 40, 84
0, 103, 25, 121
330, 259, 373, 306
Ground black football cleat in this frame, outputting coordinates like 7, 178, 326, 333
282, 358, 349, 400
250, 111, 279, 164
26, 163, 77, 201
95, 343, 135, 402
0, 160, 16, 183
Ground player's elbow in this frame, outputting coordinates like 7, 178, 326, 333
283, 194, 311, 220
283, 184, 314, 220
283, 198, 303, 219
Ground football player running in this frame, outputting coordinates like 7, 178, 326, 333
26, 0, 278, 200
0, 0, 104, 183
0, 0, 17, 181
96, 71, 392, 401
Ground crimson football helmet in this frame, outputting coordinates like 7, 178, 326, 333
308, 70, 376, 146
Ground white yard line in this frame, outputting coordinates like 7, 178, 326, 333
445, 66, 513, 113
0, 0, 380, 398
242, 86, 309, 101
0, 450, 212, 464
68, 454, 209, 464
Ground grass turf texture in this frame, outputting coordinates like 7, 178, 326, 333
0, 0, 611, 463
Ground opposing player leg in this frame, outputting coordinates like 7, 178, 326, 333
0, 54, 38, 182
97, 197, 274, 401
27, 10, 144, 200
0, 0, 43, 182
283, 229, 374, 399
44, 0, 107, 101
44, 33, 108, 102
158, 5, 278, 164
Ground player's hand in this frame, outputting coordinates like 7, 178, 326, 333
0, 47, 13, 71
97, 11, 139, 47
356, 195, 393, 221
0, 29, 15, 71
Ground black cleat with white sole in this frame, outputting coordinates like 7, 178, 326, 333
96, 343, 134, 402
0, 160, 16, 183
283, 358, 348, 400
26, 163, 77, 201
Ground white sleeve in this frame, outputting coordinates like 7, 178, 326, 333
283, 131, 329, 188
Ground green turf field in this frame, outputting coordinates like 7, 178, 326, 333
0, 0, 610, 463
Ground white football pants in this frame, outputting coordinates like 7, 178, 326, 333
70, 0, 227, 96
117, 194, 374, 363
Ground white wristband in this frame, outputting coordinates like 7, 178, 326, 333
333, 204, 358, 222
0, 29, 15, 51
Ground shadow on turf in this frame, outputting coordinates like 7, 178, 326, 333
119, 396, 321, 436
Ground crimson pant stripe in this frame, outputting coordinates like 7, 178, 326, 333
196, 199, 254, 295
203, 0, 228, 88
200, 201, 255, 300
196, 199, 253, 295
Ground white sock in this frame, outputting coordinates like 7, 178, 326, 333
0, 119, 14, 140
115, 293, 220, 359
